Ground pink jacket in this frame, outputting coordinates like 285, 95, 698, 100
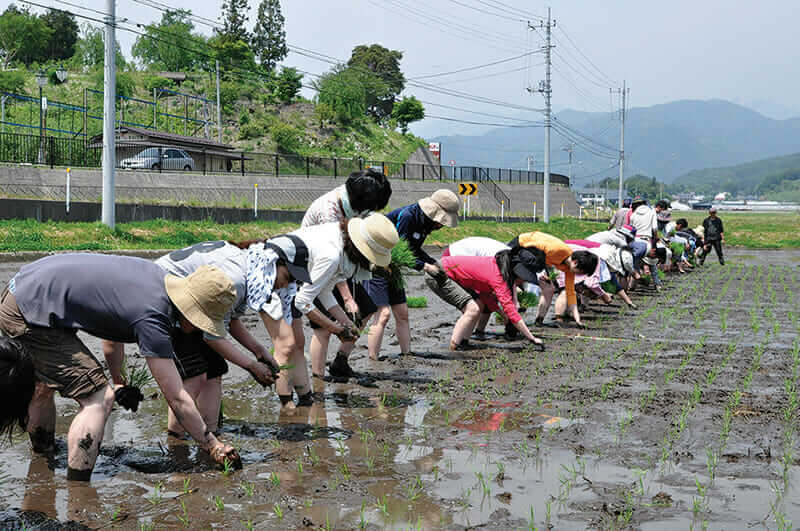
441, 255, 521, 324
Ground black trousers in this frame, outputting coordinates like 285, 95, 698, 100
704, 238, 724, 263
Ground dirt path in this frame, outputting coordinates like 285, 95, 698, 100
0, 249, 798, 529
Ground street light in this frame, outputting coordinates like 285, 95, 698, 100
35, 66, 67, 164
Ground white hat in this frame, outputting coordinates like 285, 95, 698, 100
347, 214, 399, 268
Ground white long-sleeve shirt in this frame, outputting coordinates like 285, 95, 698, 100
291, 223, 356, 314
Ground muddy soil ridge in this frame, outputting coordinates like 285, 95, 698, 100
0, 249, 798, 529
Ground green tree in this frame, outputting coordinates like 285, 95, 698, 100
217, 0, 250, 43
314, 66, 366, 125
70, 23, 127, 70
392, 96, 424, 134
0, 69, 25, 92
0, 5, 52, 68
251, 0, 287, 71
274, 66, 302, 104
209, 36, 258, 78
40, 9, 78, 62
132, 9, 206, 71
347, 44, 405, 120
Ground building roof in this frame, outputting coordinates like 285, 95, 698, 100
89, 125, 232, 150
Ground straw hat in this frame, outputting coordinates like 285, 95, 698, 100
165, 265, 237, 338
419, 189, 459, 228
347, 213, 399, 268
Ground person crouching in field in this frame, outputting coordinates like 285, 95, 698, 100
364, 189, 459, 360
509, 232, 598, 328
0, 255, 241, 480
425, 246, 546, 351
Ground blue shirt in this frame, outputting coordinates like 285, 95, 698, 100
387, 203, 437, 271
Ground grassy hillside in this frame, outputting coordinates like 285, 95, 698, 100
1, 68, 426, 163
672, 152, 800, 199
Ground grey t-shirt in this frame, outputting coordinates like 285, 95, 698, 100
12, 254, 177, 359
156, 241, 248, 329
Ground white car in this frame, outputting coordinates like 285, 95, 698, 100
120, 147, 195, 171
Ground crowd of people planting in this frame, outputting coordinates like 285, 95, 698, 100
0, 169, 727, 482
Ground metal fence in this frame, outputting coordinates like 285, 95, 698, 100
0, 131, 570, 187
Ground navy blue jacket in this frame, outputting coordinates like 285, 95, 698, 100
386, 203, 438, 271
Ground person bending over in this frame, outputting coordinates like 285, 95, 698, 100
0, 255, 240, 480
364, 189, 459, 360
425, 247, 546, 351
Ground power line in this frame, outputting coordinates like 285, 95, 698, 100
557, 25, 617, 86
411, 49, 542, 79
444, 0, 527, 22
471, 0, 546, 21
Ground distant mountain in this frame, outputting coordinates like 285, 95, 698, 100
431, 99, 800, 188
672, 152, 800, 199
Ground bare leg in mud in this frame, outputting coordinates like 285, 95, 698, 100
535, 280, 555, 323
310, 329, 331, 377
450, 300, 483, 349
27, 382, 56, 453
276, 318, 311, 409
167, 374, 207, 436
367, 304, 411, 359
196, 376, 222, 432
66, 384, 115, 480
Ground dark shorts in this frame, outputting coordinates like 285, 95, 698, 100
363, 276, 407, 307
0, 287, 107, 399
309, 279, 378, 329
424, 271, 476, 311
172, 329, 229, 380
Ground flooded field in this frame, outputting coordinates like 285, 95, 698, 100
1, 249, 799, 530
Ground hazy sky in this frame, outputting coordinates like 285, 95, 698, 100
6, 0, 799, 139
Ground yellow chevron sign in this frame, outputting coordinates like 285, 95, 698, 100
458, 183, 478, 195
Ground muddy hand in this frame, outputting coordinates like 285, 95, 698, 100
210, 443, 242, 470
246, 361, 275, 388
530, 338, 546, 352
114, 385, 144, 412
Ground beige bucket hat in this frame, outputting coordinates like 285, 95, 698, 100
419, 189, 459, 228
164, 265, 237, 338
347, 213, 399, 268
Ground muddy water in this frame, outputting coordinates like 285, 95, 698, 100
0, 249, 799, 529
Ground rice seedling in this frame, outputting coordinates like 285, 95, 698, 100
241, 481, 255, 497
182, 477, 191, 494
221, 458, 235, 477
273, 503, 283, 521
147, 481, 163, 506
374, 495, 389, 516
388, 239, 417, 289
406, 296, 428, 308
121, 357, 153, 391
212, 495, 224, 512
176, 500, 190, 528
307, 444, 320, 466
359, 502, 368, 529
269, 471, 280, 487
296, 457, 304, 475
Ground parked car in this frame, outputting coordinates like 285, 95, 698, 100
119, 147, 195, 171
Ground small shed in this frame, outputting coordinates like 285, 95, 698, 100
89, 126, 243, 172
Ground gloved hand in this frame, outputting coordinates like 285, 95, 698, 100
114, 385, 144, 412
335, 325, 358, 342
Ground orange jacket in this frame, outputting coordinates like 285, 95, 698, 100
517, 231, 577, 306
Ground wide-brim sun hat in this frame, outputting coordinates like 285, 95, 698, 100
265, 234, 312, 284
165, 265, 237, 338
511, 248, 545, 283
348, 213, 399, 268
618, 225, 636, 241
419, 189, 460, 228
620, 249, 635, 274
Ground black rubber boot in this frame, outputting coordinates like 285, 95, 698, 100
328, 352, 357, 379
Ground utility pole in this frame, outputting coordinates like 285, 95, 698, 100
216, 60, 222, 143
101, 0, 116, 228
562, 142, 574, 183
616, 80, 628, 208
527, 11, 555, 219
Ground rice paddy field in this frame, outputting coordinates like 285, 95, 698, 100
0, 246, 798, 530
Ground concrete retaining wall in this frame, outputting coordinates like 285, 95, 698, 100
0, 165, 580, 217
